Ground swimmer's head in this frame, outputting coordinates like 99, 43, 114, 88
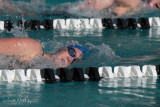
53, 45, 87, 67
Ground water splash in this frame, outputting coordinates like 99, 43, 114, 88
86, 42, 119, 60
0, 55, 26, 69
0, 55, 58, 69
11, 16, 28, 38
71, 42, 120, 68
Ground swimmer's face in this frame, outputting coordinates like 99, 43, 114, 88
54, 48, 83, 67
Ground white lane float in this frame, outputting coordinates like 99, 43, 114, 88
12, 69, 26, 82
53, 19, 66, 29
149, 17, 160, 27
99, 66, 114, 78
99, 65, 157, 78
66, 19, 81, 29
142, 65, 157, 76
26, 69, 42, 82
78, 19, 91, 29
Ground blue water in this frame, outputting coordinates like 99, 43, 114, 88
0, 0, 160, 107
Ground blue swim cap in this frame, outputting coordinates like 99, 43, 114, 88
67, 45, 88, 55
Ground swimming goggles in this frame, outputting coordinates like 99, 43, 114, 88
68, 47, 76, 63
155, 3, 160, 9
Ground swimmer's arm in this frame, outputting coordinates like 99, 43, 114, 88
113, 0, 142, 16
94, 0, 115, 10
82, 0, 115, 10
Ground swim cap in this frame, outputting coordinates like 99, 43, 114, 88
67, 45, 88, 55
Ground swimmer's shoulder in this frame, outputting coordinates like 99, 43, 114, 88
10, 37, 43, 54
19, 37, 43, 56
22, 37, 40, 44
23, 37, 43, 50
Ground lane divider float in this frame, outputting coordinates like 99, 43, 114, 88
0, 17, 160, 31
0, 65, 159, 83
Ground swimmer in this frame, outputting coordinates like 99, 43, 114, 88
0, 37, 87, 68
82, 0, 160, 16
82, 0, 115, 11
82, 0, 141, 16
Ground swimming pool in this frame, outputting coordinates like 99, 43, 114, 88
0, 0, 160, 107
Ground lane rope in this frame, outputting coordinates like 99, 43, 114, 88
0, 65, 159, 83
0, 17, 160, 31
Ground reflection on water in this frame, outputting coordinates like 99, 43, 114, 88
0, 77, 159, 106
53, 29, 103, 37
0, 82, 42, 105
98, 77, 159, 106
98, 77, 158, 88
149, 28, 160, 39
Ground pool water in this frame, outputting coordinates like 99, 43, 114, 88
0, 0, 160, 107
0, 77, 160, 107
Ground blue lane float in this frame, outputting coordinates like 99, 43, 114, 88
0, 65, 159, 83
0, 17, 160, 31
